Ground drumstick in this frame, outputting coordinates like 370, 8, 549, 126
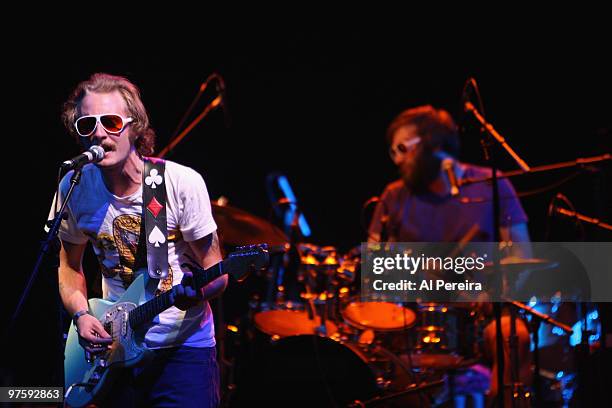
448, 223, 480, 258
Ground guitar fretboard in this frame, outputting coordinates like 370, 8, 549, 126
127, 262, 224, 329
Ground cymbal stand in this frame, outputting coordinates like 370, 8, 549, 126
504, 298, 574, 406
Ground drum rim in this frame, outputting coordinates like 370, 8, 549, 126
253, 309, 339, 337
341, 299, 417, 331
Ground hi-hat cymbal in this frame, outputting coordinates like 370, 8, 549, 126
212, 200, 288, 248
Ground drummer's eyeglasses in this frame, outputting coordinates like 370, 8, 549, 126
74, 114, 133, 137
389, 137, 421, 160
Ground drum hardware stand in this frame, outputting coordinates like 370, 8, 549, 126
547, 197, 609, 406
348, 378, 445, 407
573, 301, 596, 407
504, 298, 573, 406
508, 304, 529, 407
266, 197, 303, 308
321, 261, 342, 334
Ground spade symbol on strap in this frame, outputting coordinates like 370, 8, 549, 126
148, 226, 166, 248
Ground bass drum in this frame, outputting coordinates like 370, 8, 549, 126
234, 335, 436, 407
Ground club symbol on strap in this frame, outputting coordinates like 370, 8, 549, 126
149, 226, 166, 247
145, 169, 163, 189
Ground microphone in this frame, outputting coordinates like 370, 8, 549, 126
61, 145, 105, 170
442, 158, 460, 196
214, 74, 231, 128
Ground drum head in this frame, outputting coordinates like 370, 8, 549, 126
342, 301, 416, 331
254, 310, 338, 337
239, 335, 379, 406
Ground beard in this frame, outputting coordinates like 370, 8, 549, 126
399, 149, 441, 193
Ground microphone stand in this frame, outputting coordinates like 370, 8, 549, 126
169, 73, 219, 142
465, 97, 531, 407
7, 165, 84, 387
464, 102, 530, 173
481, 120, 506, 408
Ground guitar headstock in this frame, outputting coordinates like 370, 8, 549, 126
225, 244, 270, 282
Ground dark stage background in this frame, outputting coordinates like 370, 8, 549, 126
3, 31, 611, 391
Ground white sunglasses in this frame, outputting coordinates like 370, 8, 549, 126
74, 113, 133, 137
389, 137, 421, 159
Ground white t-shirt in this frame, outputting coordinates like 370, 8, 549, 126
49, 160, 218, 349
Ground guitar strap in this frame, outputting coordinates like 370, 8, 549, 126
138, 157, 169, 296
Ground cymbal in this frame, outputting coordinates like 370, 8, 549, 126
212, 200, 288, 247
484, 257, 559, 275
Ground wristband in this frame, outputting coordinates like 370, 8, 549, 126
73, 309, 90, 327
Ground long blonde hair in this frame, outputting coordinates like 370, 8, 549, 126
62, 73, 156, 156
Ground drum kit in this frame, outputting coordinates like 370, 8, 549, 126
210, 200, 586, 407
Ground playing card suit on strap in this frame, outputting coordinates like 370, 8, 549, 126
143, 157, 169, 280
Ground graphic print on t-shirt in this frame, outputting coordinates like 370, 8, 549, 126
113, 214, 141, 287
86, 214, 173, 291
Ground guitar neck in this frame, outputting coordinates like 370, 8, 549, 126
128, 261, 225, 329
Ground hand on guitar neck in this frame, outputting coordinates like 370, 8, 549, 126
170, 270, 203, 311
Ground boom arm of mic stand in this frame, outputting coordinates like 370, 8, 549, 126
504, 297, 573, 334
555, 207, 612, 231
156, 95, 222, 159
460, 153, 611, 187
169, 73, 220, 141
465, 101, 531, 172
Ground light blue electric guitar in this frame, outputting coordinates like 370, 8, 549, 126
64, 245, 269, 408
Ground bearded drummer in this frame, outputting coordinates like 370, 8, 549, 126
368, 105, 533, 403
